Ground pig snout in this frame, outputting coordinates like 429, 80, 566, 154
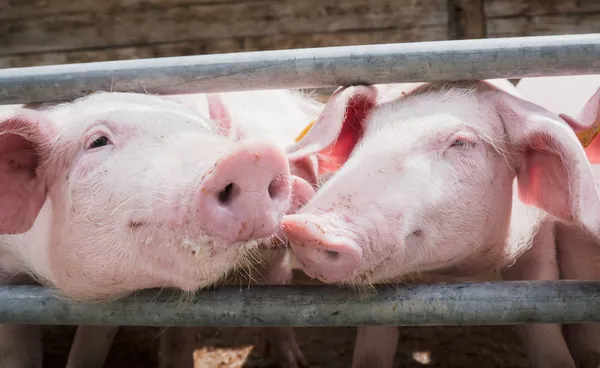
197, 139, 292, 243
282, 214, 362, 282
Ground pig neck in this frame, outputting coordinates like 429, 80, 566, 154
0, 199, 54, 285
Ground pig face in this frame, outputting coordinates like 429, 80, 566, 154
282, 81, 600, 285
0, 92, 305, 300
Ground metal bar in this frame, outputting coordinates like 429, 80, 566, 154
1, 281, 600, 327
2, 34, 600, 105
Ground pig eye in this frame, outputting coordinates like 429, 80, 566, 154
87, 136, 111, 150
449, 135, 475, 149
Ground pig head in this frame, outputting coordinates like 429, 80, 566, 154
281, 81, 600, 285
0, 92, 311, 301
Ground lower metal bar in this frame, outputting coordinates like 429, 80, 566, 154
0, 281, 598, 326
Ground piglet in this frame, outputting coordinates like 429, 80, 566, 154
67, 89, 323, 368
280, 80, 600, 368
0, 91, 314, 368
160, 90, 323, 368
515, 76, 600, 367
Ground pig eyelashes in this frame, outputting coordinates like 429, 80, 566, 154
448, 133, 477, 150
86, 135, 112, 150
450, 140, 468, 148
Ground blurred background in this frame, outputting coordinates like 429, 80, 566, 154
2, 0, 600, 367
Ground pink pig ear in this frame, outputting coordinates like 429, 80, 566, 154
570, 87, 600, 164
557, 113, 591, 132
206, 93, 244, 139
0, 108, 54, 234
287, 85, 377, 176
488, 88, 600, 239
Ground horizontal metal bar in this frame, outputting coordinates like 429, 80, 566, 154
1, 281, 600, 327
2, 34, 600, 105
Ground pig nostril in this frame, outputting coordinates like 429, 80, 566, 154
268, 176, 286, 200
217, 183, 239, 205
325, 250, 340, 260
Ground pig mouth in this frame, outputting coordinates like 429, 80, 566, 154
282, 214, 363, 283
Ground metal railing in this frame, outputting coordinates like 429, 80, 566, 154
2, 282, 600, 326
2, 34, 600, 105
2, 33, 600, 326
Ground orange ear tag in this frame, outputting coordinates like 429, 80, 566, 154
294, 120, 316, 143
576, 117, 600, 148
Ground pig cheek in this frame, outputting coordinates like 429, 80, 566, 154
46, 166, 143, 297
430, 158, 511, 262
46, 232, 135, 300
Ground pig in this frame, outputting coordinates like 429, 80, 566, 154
280, 80, 600, 368
515, 76, 600, 367
66, 89, 324, 368
0, 91, 315, 368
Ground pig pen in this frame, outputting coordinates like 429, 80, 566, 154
41, 270, 530, 368
3, 34, 600, 368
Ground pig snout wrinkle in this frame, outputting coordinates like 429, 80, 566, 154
197, 139, 292, 243
282, 214, 362, 282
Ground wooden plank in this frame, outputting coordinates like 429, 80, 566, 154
487, 12, 600, 38
0, 0, 242, 20
485, 0, 600, 19
0, 0, 446, 56
448, 0, 486, 39
0, 26, 448, 68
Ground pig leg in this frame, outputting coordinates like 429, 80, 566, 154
351, 326, 398, 368
66, 326, 119, 368
0, 325, 42, 368
158, 327, 198, 368
157, 251, 307, 368
502, 221, 575, 368
0, 275, 42, 368
555, 222, 600, 368
257, 250, 309, 368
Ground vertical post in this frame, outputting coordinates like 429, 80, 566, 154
448, 1, 519, 84
447, 0, 487, 40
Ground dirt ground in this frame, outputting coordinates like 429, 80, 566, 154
42, 323, 530, 367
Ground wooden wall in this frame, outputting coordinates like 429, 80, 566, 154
1, 0, 600, 68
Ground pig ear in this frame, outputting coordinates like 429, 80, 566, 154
206, 93, 244, 139
0, 108, 53, 234
568, 87, 600, 163
490, 90, 600, 239
558, 113, 591, 133
287, 85, 377, 175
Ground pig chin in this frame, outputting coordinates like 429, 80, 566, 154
132, 229, 274, 279
46, 223, 275, 301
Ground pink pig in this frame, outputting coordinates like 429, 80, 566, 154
67, 89, 323, 368
281, 80, 600, 368
0, 91, 316, 368
514, 76, 600, 367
